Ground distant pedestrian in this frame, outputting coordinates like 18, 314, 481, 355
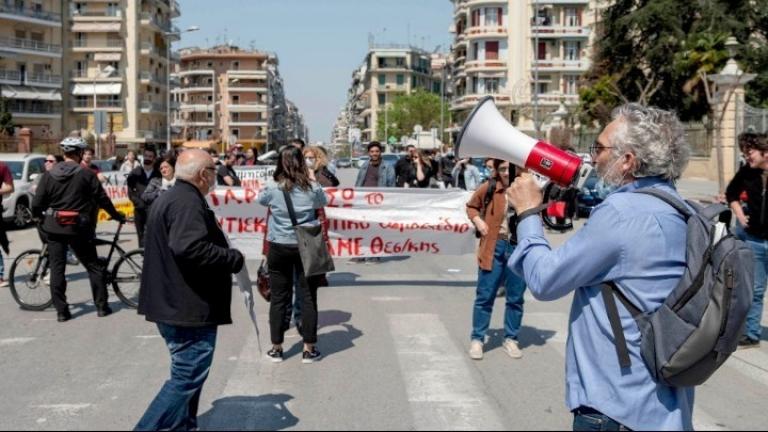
120, 151, 140, 175
217, 151, 242, 187
141, 154, 177, 207
452, 157, 482, 191
135, 149, 244, 431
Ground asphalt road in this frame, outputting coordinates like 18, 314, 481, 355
0, 169, 766, 430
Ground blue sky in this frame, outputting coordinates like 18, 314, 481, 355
177, 0, 453, 142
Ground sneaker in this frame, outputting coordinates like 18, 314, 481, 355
469, 340, 484, 360
0, 279, 8, 288
503, 338, 523, 359
57, 311, 72, 322
738, 336, 760, 349
66, 254, 79, 266
266, 348, 284, 363
96, 306, 113, 318
302, 348, 322, 364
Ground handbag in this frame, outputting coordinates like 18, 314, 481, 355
256, 260, 271, 302
282, 189, 335, 277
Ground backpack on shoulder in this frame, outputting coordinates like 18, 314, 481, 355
603, 188, 754, 387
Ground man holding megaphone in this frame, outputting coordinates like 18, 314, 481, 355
501, 104, 695, 430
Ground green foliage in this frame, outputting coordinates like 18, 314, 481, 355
581, 0, 768, 123
0, 97, 13, 136
376, 90, 451, 142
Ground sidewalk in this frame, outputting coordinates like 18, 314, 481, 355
677, 177, 720, 203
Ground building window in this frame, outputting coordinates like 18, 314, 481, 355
472, 42, 480, 60
232, 129, 240, 137
396, 57, 405, 67
207, 112, 213, 120
378, 74, 386, 86
484, 8, 498, 26
565, 41, 581, 61
485, 41, 499, 60
565, 7, 581, 27
378, 93, 385, 105
564, 75, 579, 95
207, 61, 213, 68
207, 95, 213, 103
232, 95, 240, 104
396, 74, 404, 85
485, 78, 499, 94
232, 61, 239, 70
471, 9, 480, 27
537, 41, 547, 60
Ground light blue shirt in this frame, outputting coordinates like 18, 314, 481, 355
258, 182, 328, 245
509, 177, 695, 431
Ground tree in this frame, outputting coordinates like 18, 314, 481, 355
579, 0, 768, 124
0, 97, 14, 136
376, 90, 451, 143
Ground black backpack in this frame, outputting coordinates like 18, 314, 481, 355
603, 188, 754, 387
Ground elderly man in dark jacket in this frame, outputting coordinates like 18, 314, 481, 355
135, 149, 244, 431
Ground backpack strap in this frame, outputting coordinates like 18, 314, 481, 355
633, 188, 693, 219
480, 178, 496, 219
601, 282, 643, 369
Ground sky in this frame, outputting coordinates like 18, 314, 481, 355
177, 0, 453, 143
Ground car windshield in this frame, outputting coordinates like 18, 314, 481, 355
0, 162, 23, 181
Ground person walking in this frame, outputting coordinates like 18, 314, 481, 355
507, 104, 695, 430
31, 137, 125, 322
0, 159, 13, 288
466, 159, 527, 360
135, 149, 244, 431
127, 148, 160, 248
258, 146, 328, 364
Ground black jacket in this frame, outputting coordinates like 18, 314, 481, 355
726, 165, 768, 239
137, 180, 244, 327
127, 166, 161, 210
32, 162, 120, 236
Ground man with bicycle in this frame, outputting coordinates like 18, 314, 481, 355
32, 137, 126, 322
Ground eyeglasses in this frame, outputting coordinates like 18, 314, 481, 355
204, 166, 216, 172
45, 159, 56, 163
589, 141, 614, 156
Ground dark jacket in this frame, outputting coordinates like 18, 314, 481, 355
317, 166, 340, 187
32, 161, 120, 236
137, 180, 245, 327
726, 165, 768, 239
127, 166, 161, 210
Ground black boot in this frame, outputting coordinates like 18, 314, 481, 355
57, 311, 72, 322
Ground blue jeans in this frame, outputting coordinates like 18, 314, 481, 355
745, 234, 768, 341
573, 409, 632, 431
135, 323, 218, 431
471, 240, 527, 342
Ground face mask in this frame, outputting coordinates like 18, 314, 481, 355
598, 156, 628, 188
305, 158, 316, 169
206, 172, 217, 194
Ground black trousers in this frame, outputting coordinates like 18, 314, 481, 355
48, 233, 109, 314
134, 207, 148, 248
267, 242, 320, 345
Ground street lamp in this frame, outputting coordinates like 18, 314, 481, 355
93, 65, 116, 159
165, 25, 200, 152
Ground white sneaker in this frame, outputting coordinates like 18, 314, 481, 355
503, 338, 523, 359
469, 340, 484, 360
0, 279, 8, 288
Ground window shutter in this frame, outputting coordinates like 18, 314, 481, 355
498, 8, 503, 26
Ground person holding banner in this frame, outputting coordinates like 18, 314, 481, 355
466, 159, 527, 361
305, 146, 340, 187
355, 142, 395, 188
259, 146, 328, 364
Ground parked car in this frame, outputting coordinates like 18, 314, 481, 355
92, 159, 117, 172
382, 153, 404, 167
336, 158, 353, 169
0, 154, 47, 228
576, 170, 612, 218
356, 156, 370, 168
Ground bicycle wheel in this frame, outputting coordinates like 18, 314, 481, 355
9, 249, 53, 311
112, 249, 143, 309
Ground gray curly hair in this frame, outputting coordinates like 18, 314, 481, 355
609, 104, 690, 181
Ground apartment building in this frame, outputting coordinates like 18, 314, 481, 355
64, 0, 180, 149
0, 0, 64, 137
339, 45, 437, 144
171, 44, 296, 151
449, 0, 598, 132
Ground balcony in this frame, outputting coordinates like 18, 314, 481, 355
72, 38, 123, 51
227, 102, 267, 112
176, 68, 215, 77
7, 102, 61, 118
379, 84, 408, 92
71, 98, 123, 111
531, 25, 591, 39
179, 103, 214, 112
172, 84, 214, 94
466, 0, 506, 6
70, 9, 122, 20
140, 72, 165, 86
465, 59, 508, 73
140, 12, 178, 34
140, 101, 166, 113
466, 26, 508, 39
173, 120, 215, 127
230, 120, 267, 127
0, 3, 62, 26
0, 36, 62, 57
532, 93, 580, 104
531, 59, 589, 72
71, 69, 122, 80
137, 129, 168, 140
451, 93, 511, 110
0, 70, 62, 88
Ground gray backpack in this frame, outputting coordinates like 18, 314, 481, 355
603, 188, 754, 387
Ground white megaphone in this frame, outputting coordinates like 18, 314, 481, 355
456, 96, 592, 189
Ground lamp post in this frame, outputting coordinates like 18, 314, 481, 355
532, 0, 541, 138
93, 65, 116, 159
165, 25, 199, 152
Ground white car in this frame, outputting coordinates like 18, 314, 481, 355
1, 154, 47, 228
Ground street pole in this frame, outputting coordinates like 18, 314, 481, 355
166, 42, 171, 152
384, 92, 388, 147
533, 0, 540, 139
440, 64, 446, 152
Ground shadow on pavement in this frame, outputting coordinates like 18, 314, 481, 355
198, 394, 298, 431
484, 326, 557, 352
284, 310, 363, 361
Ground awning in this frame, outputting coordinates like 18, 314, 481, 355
71, 22, 121, 32
1, 85, 62, 101
94, 53, 122, 62
71, 83, 122, 96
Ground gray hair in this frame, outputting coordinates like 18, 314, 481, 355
610, 104, 690, 181
175, 149, 211, 182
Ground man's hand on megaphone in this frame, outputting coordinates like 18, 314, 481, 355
507, 173, 544, 214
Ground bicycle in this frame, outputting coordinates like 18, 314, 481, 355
8, 221, 144, 311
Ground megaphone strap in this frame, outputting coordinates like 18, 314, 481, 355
518, 204, 550, 223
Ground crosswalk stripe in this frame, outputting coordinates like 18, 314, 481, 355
727, 348, 768, 389
389, 313, 505, 431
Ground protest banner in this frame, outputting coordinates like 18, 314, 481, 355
208, 186, 476, 259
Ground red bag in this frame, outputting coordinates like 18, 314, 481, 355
256, 260, 271, 302
55, 210, 80, 226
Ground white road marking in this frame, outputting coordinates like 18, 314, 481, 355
728, 348, 768, 389
0, 337, 36, 346
135, 335, 161, 340
33, 404, 92, 416
389, 313, 505, 431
